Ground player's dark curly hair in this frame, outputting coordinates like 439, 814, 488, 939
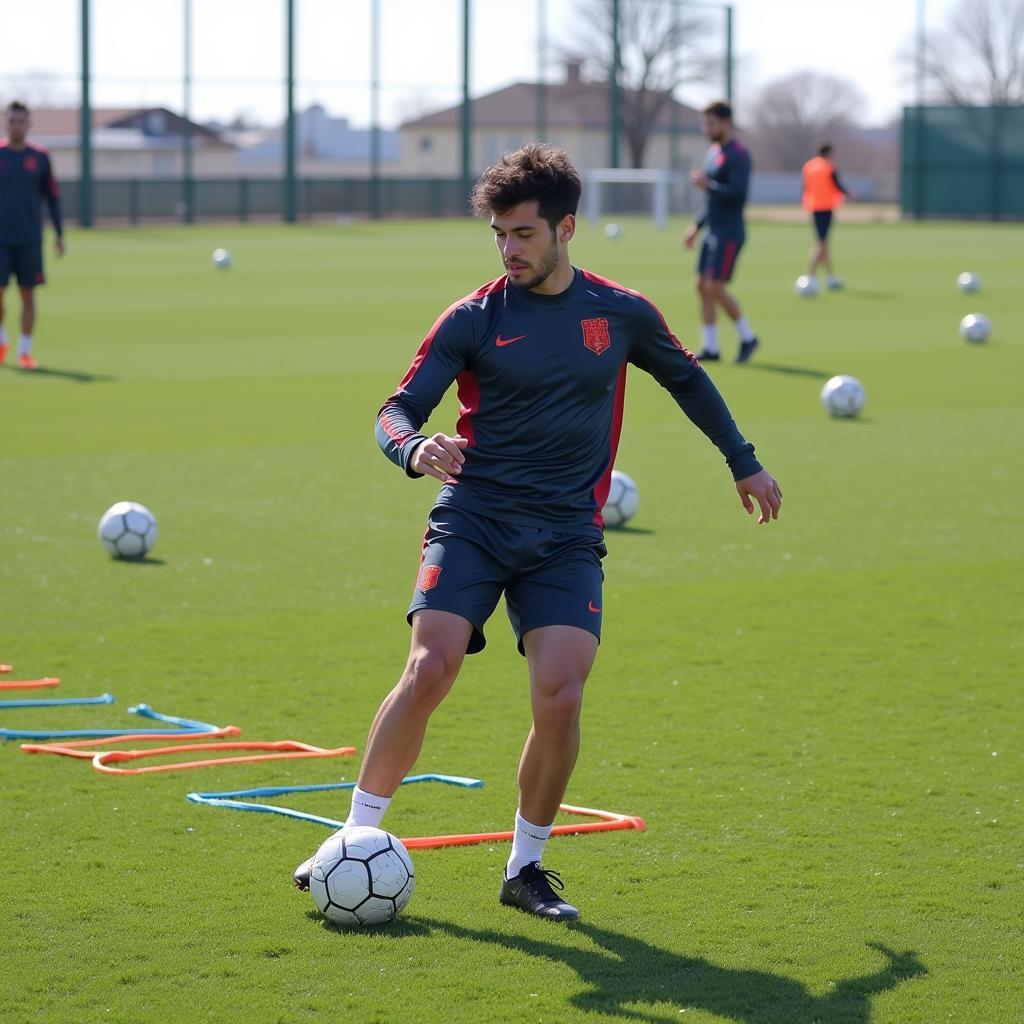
470, 143, 581, 230
702, 100, 732, 121
5, 100, 29, 116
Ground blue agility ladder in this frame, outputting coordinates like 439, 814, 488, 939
187, 773, 484, 828
1, 701, 223, 740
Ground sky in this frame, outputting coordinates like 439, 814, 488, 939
0, 0, 959, 129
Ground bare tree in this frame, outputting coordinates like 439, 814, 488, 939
747, 71, 866, 172
568, 0, 717, 167
0, 70, 74, 109
917, 0, 1024, 105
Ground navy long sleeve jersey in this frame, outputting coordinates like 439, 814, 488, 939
376, 267, 762, 535
0, 143, 63, 244
696, 138, 751, 232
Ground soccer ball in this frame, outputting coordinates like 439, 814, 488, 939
309, 826, 415, 927
212, 247, 232, 268
794, 275, 819, 298
98, 501, 158, 559
604, 223, 622, 240
602, 469, 639, 528
820, 375, 866, 418
959, 313, 990, 343
957, 272, 980, 293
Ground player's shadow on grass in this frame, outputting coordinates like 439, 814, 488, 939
605, 525, 656, 536
117, 556, 166, 566
745, 362, 834, 380
413, 918, 925, 1024
0, 364, 116, 383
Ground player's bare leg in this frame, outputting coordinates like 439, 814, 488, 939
17, 286, 36, 369
292, 609, 471, 890
695, 274, 721, 360
499, 624, 597, 921
357, 609, 472, 796
710, 280, 759, 363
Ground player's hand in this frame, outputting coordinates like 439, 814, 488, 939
682, 224, 698, 250
411, 433, 468, 482
55, 237, 65, 257
689, 170, 708, 190
735, 469, 782, 525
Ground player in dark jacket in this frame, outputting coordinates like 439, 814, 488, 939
683, 101, 759, 364
0, 101, 65, 370
293, 144, 782, 920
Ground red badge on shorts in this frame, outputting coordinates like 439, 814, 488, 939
581, 318, 611, 355
419, 565, 442, 592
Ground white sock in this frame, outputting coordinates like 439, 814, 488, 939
506, 811, 554, 879
735, 317, 755, 342
344, 785, 391, 828
700, 324, 719, 354
18, 334, 32, 356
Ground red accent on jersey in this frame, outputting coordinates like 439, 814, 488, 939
721, 240, 738, 281
579, 268, 698, 367
24, 156, 37, 172
455, 370, 480, 448
495, 333, 527, 347
592, 362, 628, 528
581, 318, 611, 355
419, 565, 442, 592
396, 276, 507, 392
378, 411, 418, 448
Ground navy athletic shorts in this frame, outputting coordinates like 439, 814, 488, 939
697, 230, 744, 282
812, 210, 834, 241
408, 505, 607, 656
0, 243, 44, 287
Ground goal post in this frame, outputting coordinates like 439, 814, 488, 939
582, 168, 687, 229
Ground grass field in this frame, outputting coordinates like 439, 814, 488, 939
1, 215, 1021, 1024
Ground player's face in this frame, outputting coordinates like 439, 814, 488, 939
491, 201, 570, 291
701, 113, 729, 143
5, 109, 29, 145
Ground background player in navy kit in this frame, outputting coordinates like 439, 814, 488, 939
0, 101, 65, 370
683, 101, 758, 364
293, 144, 782, 920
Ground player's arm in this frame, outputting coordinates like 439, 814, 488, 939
629, 301, 782, 522
40, 154, 65, 254
831, 168, 851, 198
375, 308, 474, 479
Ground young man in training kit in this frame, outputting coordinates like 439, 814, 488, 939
294, 144, 782, 921
683, 100, 758, 364
802, 143, 850, 290
0, 101, 65, 370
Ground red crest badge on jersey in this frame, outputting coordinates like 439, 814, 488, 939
24, 156, 38, 172
581, 318, 611, 355
419, 565, 442, 592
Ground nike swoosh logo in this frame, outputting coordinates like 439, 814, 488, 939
495, 334, 527, 347
588, 601, 602, 613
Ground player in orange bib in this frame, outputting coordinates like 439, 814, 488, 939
801, 144, 850, 290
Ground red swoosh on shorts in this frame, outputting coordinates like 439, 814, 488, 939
588, 600, 602, 613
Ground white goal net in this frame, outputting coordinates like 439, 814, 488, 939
582, 169, 688, 229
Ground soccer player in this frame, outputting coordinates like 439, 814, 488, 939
0, 100, 65, 370
683, 100, 758, 364
293, 144, 782, 921
802, 143, 850, 290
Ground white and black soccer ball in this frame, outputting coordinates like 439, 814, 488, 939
959, 313, 990, 344
604, 223, 623, 240
212, 247, 232, 269
820, 375, 866, 418
795, 275, 819, 298
602, 469, 639, 528
98, 501, 158, 559
957, 272, 980, 293
310, 826, 414, 927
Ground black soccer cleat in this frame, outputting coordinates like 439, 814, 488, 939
499, 862, 580, 921
293, 855, 313, 891
736, 336, 759, 363
696, 349, 720, 362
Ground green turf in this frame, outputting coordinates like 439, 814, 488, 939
1, 216, 1021, 1023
